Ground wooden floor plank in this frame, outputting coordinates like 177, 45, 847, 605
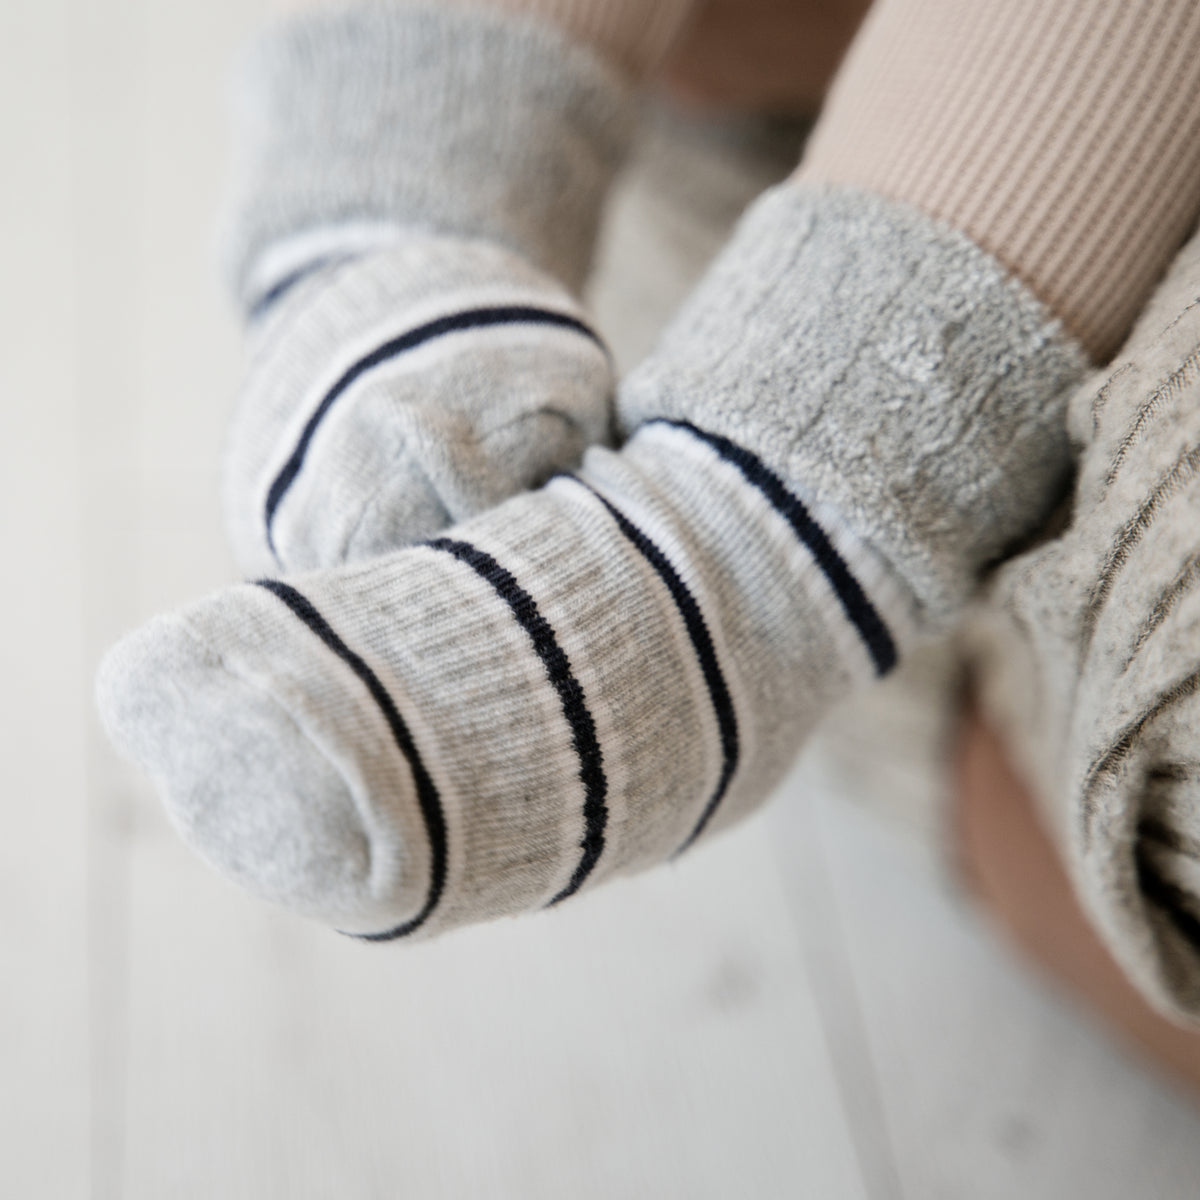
66, 1, 156, 1194
66, 2, 260, 1195
0, 4, 90, 1196
120, 814, 867, 1199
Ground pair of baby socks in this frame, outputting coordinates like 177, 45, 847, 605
97, 3, 1086, 938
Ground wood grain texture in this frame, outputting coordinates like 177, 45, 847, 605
119, 817, 868, 1199
0, 3, 89, 1196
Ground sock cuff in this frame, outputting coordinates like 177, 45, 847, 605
221, 2, 637, 312
619, 182, 1089, 626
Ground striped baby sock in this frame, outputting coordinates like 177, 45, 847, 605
221, 2, 636, 574
97, 184, 1085, 937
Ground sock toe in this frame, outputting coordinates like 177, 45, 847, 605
95, 599, 412, 932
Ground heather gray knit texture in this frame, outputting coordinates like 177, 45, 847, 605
620, 184, 1089, 627
223, 2, 636, 308
97, 184, 1085, 938
968, 224, 1200, 1024
224, 236, 613, 575
219, 2, 635, 571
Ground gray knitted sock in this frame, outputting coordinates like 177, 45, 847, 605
221, 3, 634, 572
968, 223, 1200, 1023
226, 236, 614, 574
97, 185, 1085, 937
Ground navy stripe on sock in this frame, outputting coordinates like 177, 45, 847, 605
563, 476, 740, 854
647, 418, 898, 676
247, 254, 352, 322
426, 537, 607, 905
264, 306, 607, 559
255, 579, 448, 941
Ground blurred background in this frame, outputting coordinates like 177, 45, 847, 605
5, 1, 1200, 1196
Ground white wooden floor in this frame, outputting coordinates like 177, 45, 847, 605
5, 2, 1200, 1197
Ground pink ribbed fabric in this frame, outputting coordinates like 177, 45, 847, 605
798, 0, 1200, 362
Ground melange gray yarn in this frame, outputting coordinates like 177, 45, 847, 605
223, 235, 613, 575
222, 2, 636, 309
968, 224, 1200, 1024
219, 3, 629, 572
98, 185, 1086, 939
620, 184, 1089, 627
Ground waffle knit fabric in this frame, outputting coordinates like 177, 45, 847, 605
97, 183, 1085, 936
967, 223, 1200, 1025
221, 3, 635, 572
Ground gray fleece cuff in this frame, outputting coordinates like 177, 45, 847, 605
222, 2, 636, 310
619, 183, 1090, 626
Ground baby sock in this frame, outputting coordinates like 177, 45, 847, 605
968, 224, 1200, 1023
222, 2, 640, 574
98, 184, 1084, 937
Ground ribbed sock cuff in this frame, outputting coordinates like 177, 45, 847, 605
619, 183, 1089, 626
222, 2, 636, 310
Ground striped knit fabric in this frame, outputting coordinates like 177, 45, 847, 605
799, 0, 1200, 363
224, 237, 613, 574
968, 223, 1200, 1023
97, 183, 1085, 937
220, 3, 635, 573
